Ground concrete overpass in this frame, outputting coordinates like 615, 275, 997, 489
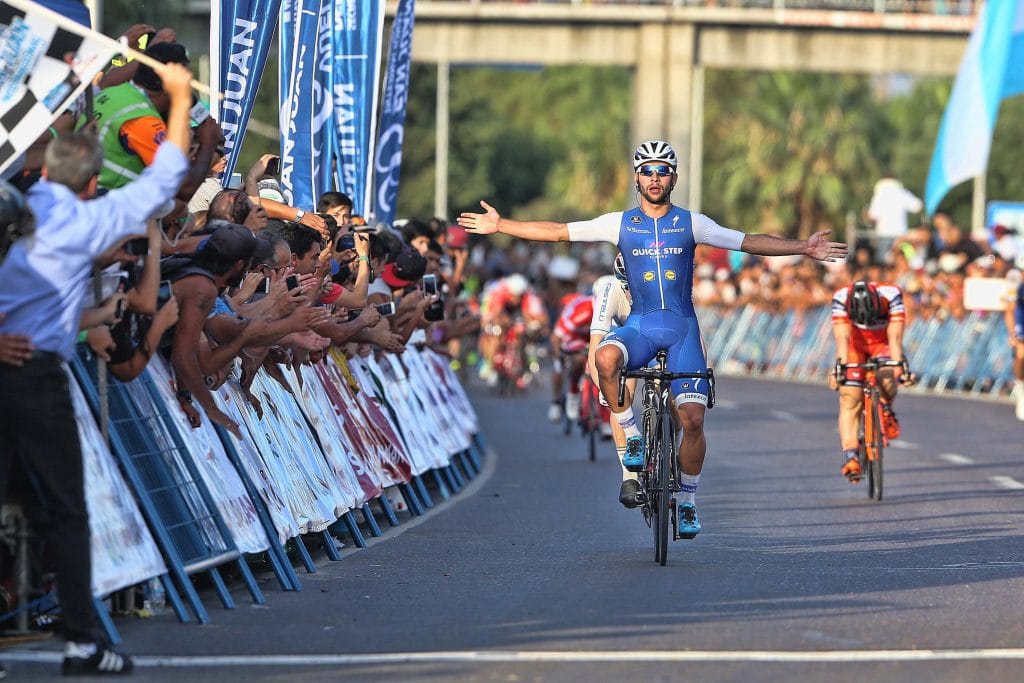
391, 1, 974, 214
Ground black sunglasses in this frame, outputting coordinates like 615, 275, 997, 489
638, 164, 673, 178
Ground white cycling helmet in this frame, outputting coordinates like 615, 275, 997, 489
633, 139, 678, 171
547, 255, 579, 282
505, 273, 529, 296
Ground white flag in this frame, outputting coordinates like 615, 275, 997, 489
0, 0, 117, 174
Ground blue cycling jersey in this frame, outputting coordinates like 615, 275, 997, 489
568, 205, 745, 405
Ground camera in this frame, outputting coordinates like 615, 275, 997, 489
157, 280, 172, 307
124, 237, 149, 256
337, 233, 355, 252
421, 273, 438, 297
265, 156, 281, 177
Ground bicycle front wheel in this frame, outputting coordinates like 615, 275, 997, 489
654, 414, 672, 566
867, 392, 884, 500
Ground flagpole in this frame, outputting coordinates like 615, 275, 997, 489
4, 0, 216, 97
972, 173, 986, 235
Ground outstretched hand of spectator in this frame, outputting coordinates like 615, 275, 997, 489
86, 326, 116, 362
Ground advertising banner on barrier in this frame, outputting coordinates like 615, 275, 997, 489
144, 360, 270, 554
211, 0, 283, 179
69, 374, 167, 597
279, 0, 332, 208
330, 0, 385, 215
371, 0, 414, 226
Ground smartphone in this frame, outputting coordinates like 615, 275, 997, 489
375, 301, 397, 317
157, 279, 172, 307
265, 156, 281, 176
113, 296, 127, 320
124, 237, 149, 256
259, 278, 271, 294
421, 273, 438, 297
286, 275, 299, 291
227, 172, 244, 189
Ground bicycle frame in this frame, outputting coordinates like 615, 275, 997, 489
619, 350, 715, 565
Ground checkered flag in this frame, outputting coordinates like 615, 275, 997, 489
0, 0, 117, 175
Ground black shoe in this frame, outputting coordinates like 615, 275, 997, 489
618, 479, 643, 508
62, 642, 133, 676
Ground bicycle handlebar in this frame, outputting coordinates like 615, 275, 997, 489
834, 358, 914, 386
617, 367, 715, 409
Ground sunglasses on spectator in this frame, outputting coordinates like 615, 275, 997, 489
637, 164, 673, 178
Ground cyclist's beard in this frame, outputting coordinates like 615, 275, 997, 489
639, 183, 672, 206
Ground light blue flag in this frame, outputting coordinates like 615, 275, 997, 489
372, 0, 415, 227
211, 0, 283, 180
279, 0, 332, 210
330, 0, 385, 216
925, 0, 1024, 216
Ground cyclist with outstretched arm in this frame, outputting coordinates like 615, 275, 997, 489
828, 278, 914, 482
459, 140, 846, 537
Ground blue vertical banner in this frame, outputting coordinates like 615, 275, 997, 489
210, 0, 283, 180
372, 0, 415, 227
279, 0, 332, 209
330, 0, 385, 216
925, 0, 1024, 215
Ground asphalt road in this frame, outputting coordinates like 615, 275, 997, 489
6, 374, 1024, 682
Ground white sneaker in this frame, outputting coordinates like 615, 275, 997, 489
565, 393, 580, 421
1015, 381, 1024, 421
547, 402, 563, 423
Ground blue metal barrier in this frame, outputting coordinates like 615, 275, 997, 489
698, 306, 1015, 395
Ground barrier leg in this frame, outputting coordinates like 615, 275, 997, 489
361, 503, 383, 537
414, 475, 434, 508
460, 449, 480, 476
320, 530, 342, 561
378, 495, 400, 527
448, 463, 466, 490
399, 482, 425, 516
441, 465, 461, 493
93, 597, 121, 646
472, 432, 488, 453
342, 511, 368, 548
236, 557, 266, 604
171, 564, 209, 624
293, 535, 317, 574
160, 573, 191, 623
265, 545, 299, 592
431, 469, 451, 501
209, 567, 235, 609
455, 451, 474, 480
466, 444, 483, 473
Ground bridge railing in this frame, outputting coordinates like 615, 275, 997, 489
699, 305, 1015, 397
440, 0, 978, 16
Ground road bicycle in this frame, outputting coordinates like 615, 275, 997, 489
577, 364, 608, 462
618, 350, 715, 566
835, 358, 910, 501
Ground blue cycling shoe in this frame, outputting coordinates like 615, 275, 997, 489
677, 502, 701, 539
622, 435, 644, 471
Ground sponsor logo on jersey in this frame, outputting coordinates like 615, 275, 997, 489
643, 271, 655, 282
630, 215, 642, 224
664, 270, 677, 280
662, 226, 687, 234
625, 225, 648, 234
632, 247, 685, 257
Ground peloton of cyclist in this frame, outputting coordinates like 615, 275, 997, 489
478, 273, 549, 386
548, 256, 593, 424
590, 254, 644, 507
458, 140, 846, 537
827, 276, 913, 482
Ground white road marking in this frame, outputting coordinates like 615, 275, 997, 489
889, 440, 919, 450
714, 399, 738, 409
9, 649, 1024, 667
770, 410, 799, 423
939, 453, 974, 465
989, 476, 1024, 490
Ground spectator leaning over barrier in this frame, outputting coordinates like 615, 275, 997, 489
379, 249, 433, 343
1007, 257, 1024, 421
0, 60, 196, 677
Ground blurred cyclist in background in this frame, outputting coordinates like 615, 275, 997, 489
828, 276, 914, 482
478, 273, 548, 386
547, 256, 591, 422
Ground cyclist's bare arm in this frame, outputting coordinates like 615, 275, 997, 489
832, 322, 851, 364
740, 230, 847, 262
458, 200, 569, 242
886, 319, 906, 362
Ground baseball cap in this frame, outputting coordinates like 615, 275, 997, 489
447, 225, 469, 249
382, 249, 427, 289
197, 222, 257, 262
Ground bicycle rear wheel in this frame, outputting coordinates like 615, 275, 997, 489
866, 392, 884, 500
654, 414, 672, 566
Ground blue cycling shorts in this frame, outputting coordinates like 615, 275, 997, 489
598, 310, 710, 407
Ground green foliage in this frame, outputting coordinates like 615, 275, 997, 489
100, 0, 188, 36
